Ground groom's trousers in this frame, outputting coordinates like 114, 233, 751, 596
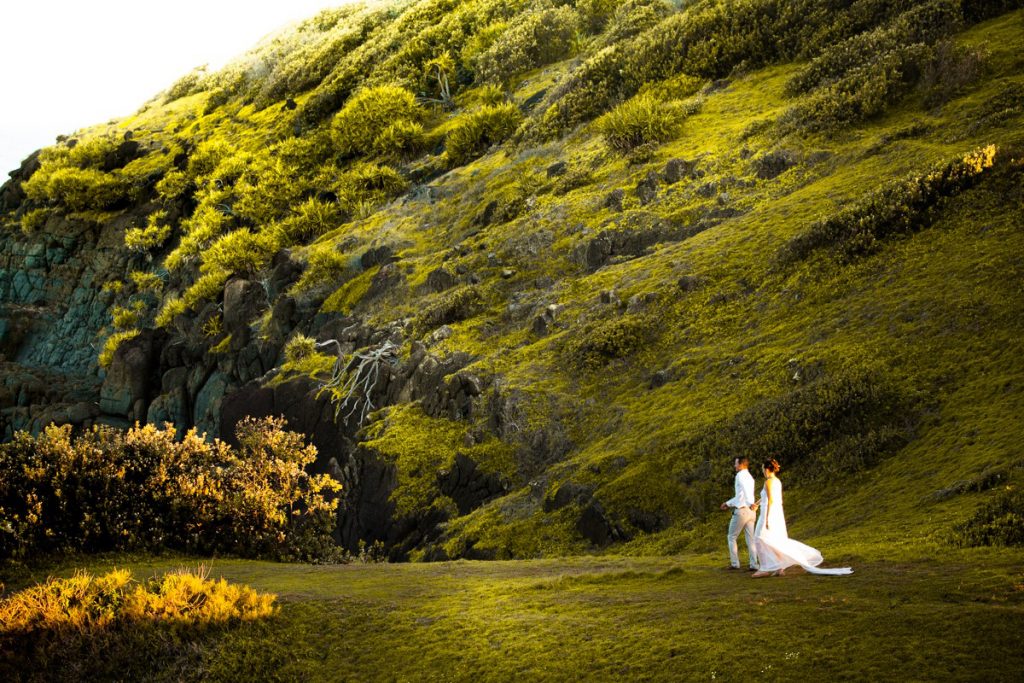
727, 506, 758, 569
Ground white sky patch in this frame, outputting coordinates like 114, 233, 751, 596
0, 1, 351, 176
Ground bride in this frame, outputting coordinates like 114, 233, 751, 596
752, 459, 853, 578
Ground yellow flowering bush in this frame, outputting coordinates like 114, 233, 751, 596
0, 567, 276, 680
0, 417, 341, 562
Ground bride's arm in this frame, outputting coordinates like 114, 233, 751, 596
765, 479, 774, 530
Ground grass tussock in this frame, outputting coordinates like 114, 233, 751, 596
0, 566, 275, 682
596, 92, 690, 154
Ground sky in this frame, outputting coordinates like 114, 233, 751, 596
0, 1, 351, 177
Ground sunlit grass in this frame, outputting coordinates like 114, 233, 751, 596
3, 550, 1022, 680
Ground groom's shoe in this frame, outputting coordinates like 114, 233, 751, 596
724, 565, 741, 570
747, 567, 758, 572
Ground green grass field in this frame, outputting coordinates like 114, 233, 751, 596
6, 542, 1023, 681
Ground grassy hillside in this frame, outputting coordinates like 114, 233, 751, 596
2, 1, 1024, 678
1, 0, 1023, 562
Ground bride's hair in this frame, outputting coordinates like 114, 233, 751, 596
762, 458, 781, 474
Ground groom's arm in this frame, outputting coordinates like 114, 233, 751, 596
721, 476, 739, 510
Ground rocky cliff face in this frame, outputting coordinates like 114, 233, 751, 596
1, 155, 510, 557
3, 0, 1024, 561
1, 159, 127, 437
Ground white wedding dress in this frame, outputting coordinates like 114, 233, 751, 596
754, 477, 853, 575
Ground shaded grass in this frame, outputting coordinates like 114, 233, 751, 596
4, 550, 1023, 681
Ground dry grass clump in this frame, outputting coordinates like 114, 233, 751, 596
0, 566, 274, 635
0, 567, 276, 681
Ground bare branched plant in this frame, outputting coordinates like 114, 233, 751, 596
316, 339, 400, 425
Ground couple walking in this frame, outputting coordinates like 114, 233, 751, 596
722, 456, 852, 577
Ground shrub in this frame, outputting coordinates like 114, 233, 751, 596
920, 40, 988, 107
415, 285, 485, 333
229, 154, 310, 227
778, 145, 1002, 266
782, 43, 934, 133
475, 84, 507, 107
460, 21, 509, 73
101, 280, 124, 295
596, 91, 687, 153
0, 566, 274, 636
98, 329, 140, 369
285, 333, 318, 363
154, 294, 187, 328
475, 7, 579, 84
19, 208, 49, 235
565, 314, 652, 368
334, 162, 410, 215
675, 371, 917, 518
371, 119, 427, 160
254, 28, 368, 108
445, 103, 523, 165
599, 0, 673, 45
295, 243, 361, 293
535, 44, 632, 139
165, 204, 232, 271
124, 210, 172, 253
25, 166, 128, 212
332, 85, 422, 158
787, 0, 964, 95
181, 268, 231, 311
187, 138, 233, 180
950, 488, 1024, 547
164, 66, 209, 102
155, 169, 191, 202
577, 0, 624, 34
0, 567, 276, 681
111, 300, 147, 330
281, 197, 346, 241
0, 417, 341, 562
532, 0, 1008, 139
129, 271, 163, 293
202, 228, 282, 277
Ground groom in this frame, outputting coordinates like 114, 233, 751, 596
720, 456, 758, 570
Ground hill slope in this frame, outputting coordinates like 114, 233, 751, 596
1, 0, 1023, 561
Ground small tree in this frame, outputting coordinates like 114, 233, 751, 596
423, 51, 456, 109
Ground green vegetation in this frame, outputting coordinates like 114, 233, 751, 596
475, 7, 579, 85
363, 404, 515, 519
445, 103, 523, 165
2, 551, 1022, 680
778, 144, 1004, 265
0, 566, 276, 682
596, 91, 690, 153
0, 419, 339, 562
124, 210, 172, 253
18, 207, 49, 235
98, 329, 140, 369
2, 0, 1024, 604
952, 487, 1024, 547
3, 1, 1024, 678
332, 84, 422, 158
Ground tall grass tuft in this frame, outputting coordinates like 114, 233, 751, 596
0, 567, 276, 680
596, 92, 687, 153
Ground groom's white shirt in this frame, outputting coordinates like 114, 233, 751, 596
726, 469, 756, 508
